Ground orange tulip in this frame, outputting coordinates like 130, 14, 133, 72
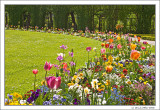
137, 37, 141, 40
109, 39, 114, 43
105, 65, 113, 73
101, 43, 105, 47
130, 50, 140, 60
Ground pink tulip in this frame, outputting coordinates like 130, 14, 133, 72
86, 47, 92, 52
141, 46, 146, 50
44, 61, 54, 71
46, 76, 61, 89
101, 48, 106, 54
128, 37, 131, 42
117, 44, 122, 49
32, 69, 38, 74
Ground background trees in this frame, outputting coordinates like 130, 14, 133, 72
5, 5, 155, 34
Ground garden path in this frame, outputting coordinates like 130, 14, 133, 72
131, 37, 155, 45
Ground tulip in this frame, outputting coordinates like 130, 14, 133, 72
105, 65, 113, 73
128, 37, 132, 42
130, 50, 140, 60
62, 63, 68, 69
46, 76, 61, 89
130, 43, 136, 50
105, 44, 109, 48
143, 41, 148, 44
32, 69, 38, 74
109, 44, 114, 49
101, 43, 105, 47
117, 36, 121, 40
44, 62, 54, 71
123, 69, 128, 75
141, 46, 146, 50
117, 44, 122, 49
101, 48, 106, 54
109, 39, 113, 43
86, 47, 91, 52
32, 69, 38, 91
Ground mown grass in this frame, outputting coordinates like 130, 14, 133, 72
134, 34, 155, 41
5, 30, 102, 96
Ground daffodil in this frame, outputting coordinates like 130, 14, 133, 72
84, 87, 90, 95
91, 79, 98, 90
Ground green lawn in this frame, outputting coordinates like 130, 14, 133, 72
134, 34, 155, 41
5, 30, 102, 96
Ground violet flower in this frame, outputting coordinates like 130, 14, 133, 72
87, 98, 90, 105
70, 61, 75, 66
60, 45, 67, 49
57, 55, 63, 62
73, 98, 80, 105
69, 52, 74, 57
151, 76, 155, 80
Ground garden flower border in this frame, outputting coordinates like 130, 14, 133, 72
1, 0, 159, 107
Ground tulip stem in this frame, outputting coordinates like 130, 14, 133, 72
34, 74, 36, 91
45, 71, 47, 80
52, 89, 54, 104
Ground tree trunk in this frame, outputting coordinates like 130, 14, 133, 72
49, 12, 53, 29
70, 11, 77, 32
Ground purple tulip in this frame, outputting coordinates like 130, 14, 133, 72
143, 41, 148, 44
86, 47, 92, 51
109, 45, 114, 49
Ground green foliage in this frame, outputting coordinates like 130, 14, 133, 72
5, 5, 155, 34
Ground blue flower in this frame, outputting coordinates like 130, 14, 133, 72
43, 101, 52, 105
39, 85, 49, 93
53, 94, 60, 100
109, 88, 125, 105
7, 94, 13, 99
61, 98, 66, 102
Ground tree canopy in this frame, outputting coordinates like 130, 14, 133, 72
5, 5, 155, 34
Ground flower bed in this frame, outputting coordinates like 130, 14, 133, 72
5, 29, 155, 105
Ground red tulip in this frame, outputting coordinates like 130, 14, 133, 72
32, 69, 38, 74
105, 44, 109, 48
63, 63, 68, 70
